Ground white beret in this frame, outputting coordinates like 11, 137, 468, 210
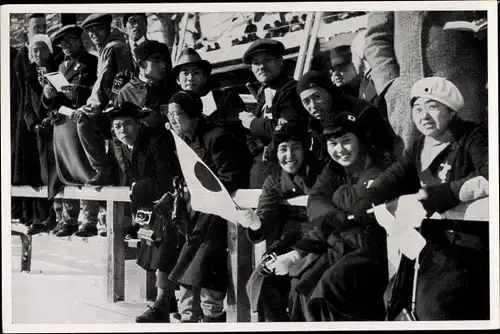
411, 77, 464, 112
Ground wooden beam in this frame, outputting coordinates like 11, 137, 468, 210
107, 200, 126, 302
227, 223, 253, 322
11, 186, 131, 202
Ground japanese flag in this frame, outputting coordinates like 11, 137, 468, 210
170, 129, 240, 223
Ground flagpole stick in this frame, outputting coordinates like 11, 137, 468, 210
347, 206, 376, 220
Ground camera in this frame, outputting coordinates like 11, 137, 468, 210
134, 209, 160, 244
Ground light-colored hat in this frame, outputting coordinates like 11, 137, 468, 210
410, 77, 464, 112
30, 34, 53, 54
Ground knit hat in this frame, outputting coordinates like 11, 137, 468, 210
168, 90, 203, 119
134, 40, 170, 64
123, 13, 147, 25
272, 121, 310, 148
108, 101, 144, 120
410, 77, 464, 112
30, 34, 53, 54
321, 111, 367, 142
297, 70, 339, 96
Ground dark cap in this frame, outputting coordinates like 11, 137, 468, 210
123, 13, 147, 25
297, 70, 338, 96
82, 13, 113, 30
321, 111, 366, 141
51, 24, 83, 45
108, 101, 144, 120
168, 90, 203, 119
329, 44, 352, 68
242, 38, 285, 64
134, 40, 170, 63
272, 121, 310, 148
172, 47, 212, 77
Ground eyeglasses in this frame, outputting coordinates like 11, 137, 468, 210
57, 37, 78, 47
160, 105, 185, 119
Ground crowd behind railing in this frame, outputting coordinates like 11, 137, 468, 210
10, 11, 489, 323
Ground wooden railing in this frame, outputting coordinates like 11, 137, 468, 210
10, 185, 489, 322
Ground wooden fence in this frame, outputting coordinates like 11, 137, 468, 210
10, 185, 489, 322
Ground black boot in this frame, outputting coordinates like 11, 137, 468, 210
74, 222, 98, 237
135, 305, 170, 323
27, 218, 56, 235
202, 312, 226, 323
55, 223, 79, 237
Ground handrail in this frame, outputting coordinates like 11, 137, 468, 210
10, 185, 488, 322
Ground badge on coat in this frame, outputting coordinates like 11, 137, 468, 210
438, 161, 452, 183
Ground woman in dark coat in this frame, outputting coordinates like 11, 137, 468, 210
166, 91, 251, 323
356, 77, 489, 321
288, 111, 390, 322
16, 34, 59, 230
235, 122, 323, 322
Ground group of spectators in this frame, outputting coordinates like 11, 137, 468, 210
10, 11, 489, 323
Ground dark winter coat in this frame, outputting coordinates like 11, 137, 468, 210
245, 159, 323, 314
248, 73, 310, 188
288, 156, 389, 321
42, 50, 98, 197
169, 119, 251, 292
112, 125, 182, 273
359, 117, 489, 321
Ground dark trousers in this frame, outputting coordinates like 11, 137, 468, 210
53, 199, 80, 224
13, 198, 52, 224
257, 275, 291, 322
385, 219, 490, 321
76, 114, 111, 175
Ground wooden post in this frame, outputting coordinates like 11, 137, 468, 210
303, 12, 323, 75
107, 200, 125, 302
20, 234, 32, 272
227, 222, 253, 322
293, 12, 315, 81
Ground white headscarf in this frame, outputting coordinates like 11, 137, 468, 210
29, 34, 53, 63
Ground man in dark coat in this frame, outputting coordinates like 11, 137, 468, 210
166, 91, 250, 323
240, 39, 310, 189
74, 13, 134, 186
115, 40, 176, 129
172, 47, 251, 150
297, 70, 397, 165
29, 24, 100, 237
328, 44, 360, 97
108, 102, 182, 323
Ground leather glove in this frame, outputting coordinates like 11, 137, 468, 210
61, 84, 86, 101
266, 250, 302, 276
43, 84, 58, 99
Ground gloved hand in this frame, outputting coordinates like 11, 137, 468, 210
43, 83, 58, 99
234, 208, 261, 230
61, 84, 86, 101
353, 196, 375, 225
40, 117, 53, 128
393, 193, 428, 229
266, 250, 302, 275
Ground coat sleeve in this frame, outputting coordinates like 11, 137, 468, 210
247, 175, 284, 244
362, 149, 421, 205
364, 11, 400, 96
23, 85, 40, 132
422, 126, 489, 213
331, 166, 383, 214
306, 164, 351, 237
86, 43, 134, 111
209, 130, 250, 193
131, 132, 181, 205
249, 84, 304, 144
